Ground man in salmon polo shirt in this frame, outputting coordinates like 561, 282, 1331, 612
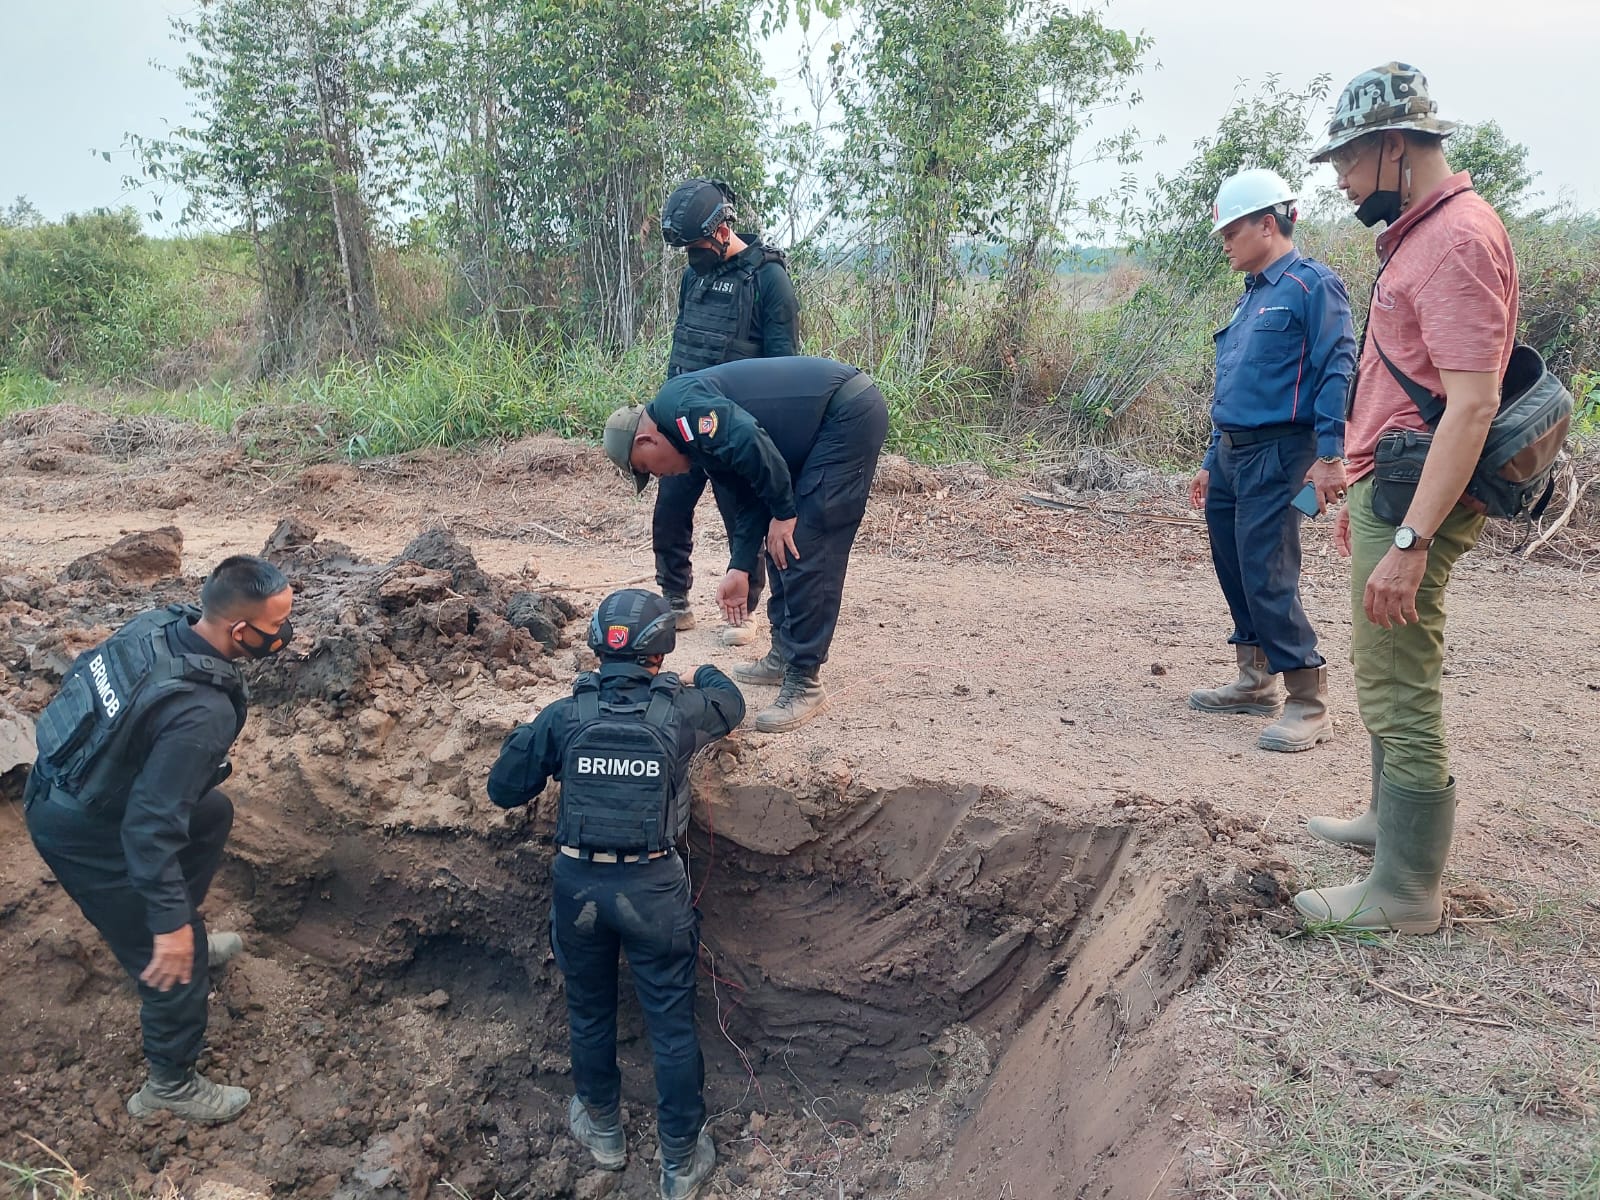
1292, 63, 1518, 934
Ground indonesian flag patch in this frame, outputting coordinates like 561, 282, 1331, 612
675, 416, 695, 442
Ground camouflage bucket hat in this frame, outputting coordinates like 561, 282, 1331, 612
1310, 62, 1457, 163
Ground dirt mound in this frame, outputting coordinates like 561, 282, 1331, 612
246, 523, 561, 713
398, 527, 501, 600
505, 591, 583, 653
299, 463, 362, 493
486, 437, 606, 482
63, 525, 184, 587
0, 701, 33, 776
1, 405, 216, 464
871, 454, 942, 496
0, 516, 1291, 1200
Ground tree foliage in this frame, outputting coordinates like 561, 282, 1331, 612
131, 0, 410, 373
403, 0, 771, 348
830, 0, 1146, 371
1133, 73, 1330, 290
1448, 121, 1542, 217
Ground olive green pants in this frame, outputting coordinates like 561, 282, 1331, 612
1348, 477, 1485, 791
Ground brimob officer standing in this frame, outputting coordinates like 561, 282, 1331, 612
602, 356, 889, 733
24, 555, 295, 1124
487, 589, 745, 1200
1188, 168, 1357, 752
655, 178, 800, 646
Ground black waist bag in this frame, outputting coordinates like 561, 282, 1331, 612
1369, 339, 1574, 524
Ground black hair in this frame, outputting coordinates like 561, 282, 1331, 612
1247, 206, 1295, 237
1401, 130, 1446, 152
201, 555, 289, 619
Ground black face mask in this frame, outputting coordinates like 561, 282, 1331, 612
237, 617, 293, 660
1356, 191, 1403, 228
1355, 145, 1404, 228
686, 245, 726, 275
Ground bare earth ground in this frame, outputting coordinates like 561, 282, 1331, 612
0, 406, 1596, 1200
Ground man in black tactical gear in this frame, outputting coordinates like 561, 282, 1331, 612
603, 356, 889, 734
487, 589, 745, 1200
656, 177, 800, 647
24, 555, 295, 1125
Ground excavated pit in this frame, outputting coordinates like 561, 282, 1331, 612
0, 522, 1262, 1200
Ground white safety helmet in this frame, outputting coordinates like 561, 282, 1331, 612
1210, 169, 1298, 235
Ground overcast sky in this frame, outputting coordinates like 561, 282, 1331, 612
2, 0, 1597, 227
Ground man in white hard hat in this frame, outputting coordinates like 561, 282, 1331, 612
1293, 64, 1518, 935
1188, 168, 1357, 754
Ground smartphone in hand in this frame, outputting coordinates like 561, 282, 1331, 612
1291, 480, 1322, 519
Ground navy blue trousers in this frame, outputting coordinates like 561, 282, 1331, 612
25, 774, 232, 1080
1204, 431, 1324, 675
550, 850, 705, 1158
768, 385, 889, 673
653, 469, 767, 607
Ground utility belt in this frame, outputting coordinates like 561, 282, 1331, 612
558, 844, 676, 865
826, 371, 877, 416
1219, 422, 1311, 449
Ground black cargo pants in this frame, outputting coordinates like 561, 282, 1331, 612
24, 771, 233, 1081
768, 378, 889, 673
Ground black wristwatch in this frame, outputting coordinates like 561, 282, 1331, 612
1394, 526, 1433, 552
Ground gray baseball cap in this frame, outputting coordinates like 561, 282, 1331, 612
603, 405, 651, 495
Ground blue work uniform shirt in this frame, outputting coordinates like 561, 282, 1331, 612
1203, 249, 1357, 471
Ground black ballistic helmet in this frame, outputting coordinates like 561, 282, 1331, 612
661, 178, 736, 247
587, 588, 677, 659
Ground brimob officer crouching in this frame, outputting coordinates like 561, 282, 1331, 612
487, 589, 745, 1200
603, 356, 889, 733
24, 555, 295, 1124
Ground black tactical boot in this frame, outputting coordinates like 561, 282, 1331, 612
127, 1069, 250, 1124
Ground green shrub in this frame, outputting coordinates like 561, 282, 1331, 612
0, 211, 250, 383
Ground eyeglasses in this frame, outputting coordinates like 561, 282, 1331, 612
1327, 139, 1374, 178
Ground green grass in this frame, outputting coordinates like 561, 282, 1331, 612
0, 322, 1012, 467
0, 371, 60, 413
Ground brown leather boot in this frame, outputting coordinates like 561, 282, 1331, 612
1188, 645, 1281, 716
1258, 666, 1333, 752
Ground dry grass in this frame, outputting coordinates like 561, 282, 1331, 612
1183, 878, 1600, 1199
1, 1137, 93, 1200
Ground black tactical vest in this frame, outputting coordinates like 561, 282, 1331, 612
34, 605, 248, 811
556, 672, 688, 853
667, 244, 788, 378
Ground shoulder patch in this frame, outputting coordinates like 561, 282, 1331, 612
697, 412, 718, 438
675, 416, 695, 442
